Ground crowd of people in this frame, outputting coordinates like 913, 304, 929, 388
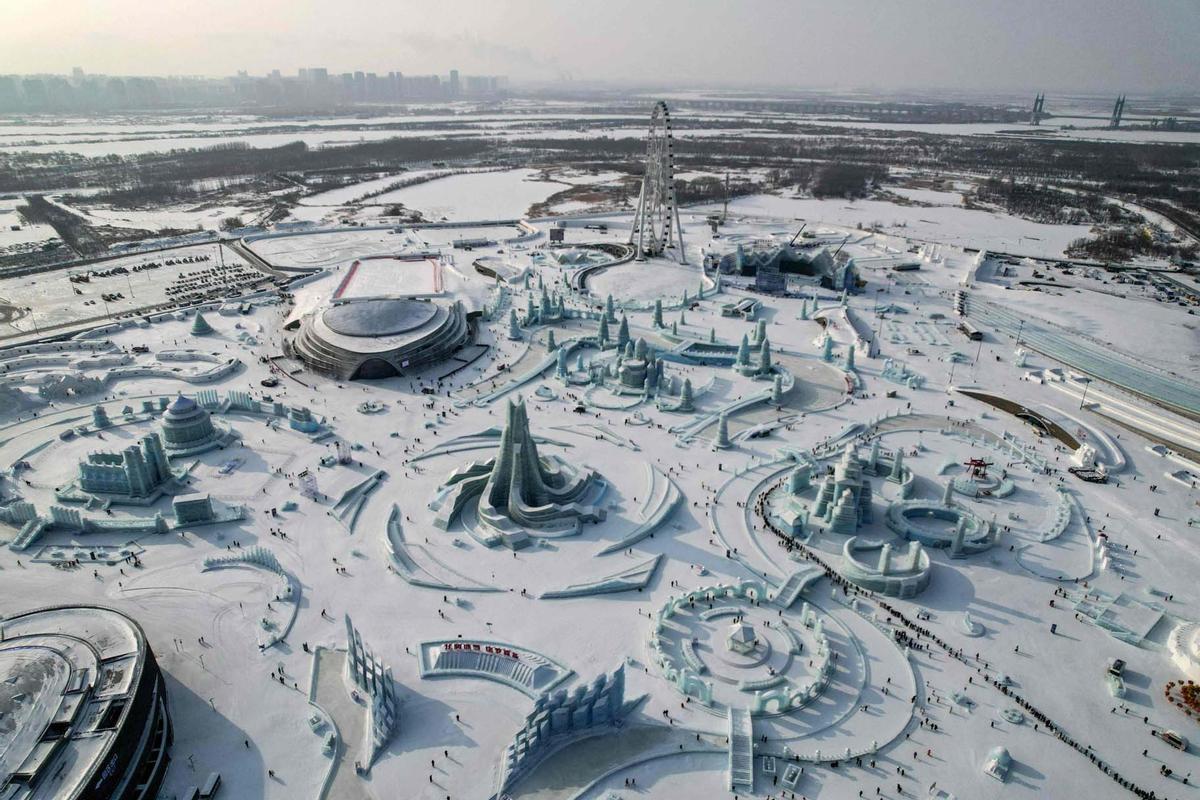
749, 466, 1184, 800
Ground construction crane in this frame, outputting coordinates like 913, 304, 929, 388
788, 222, 808, 246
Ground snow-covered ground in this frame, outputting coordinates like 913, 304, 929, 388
3, 104, 1195, 159
298, 170, 450, 207
64, 201, 254, 232
370, 169, 566, 221
707, 193, 1094, 259
546, 169, 627, 187
886, 185, 967, 206
0, 196, 58, 251
971, 275, 1200, 374
2, 176, 1199, 800
249, 229, 415, 269
799, 117, 1200, 144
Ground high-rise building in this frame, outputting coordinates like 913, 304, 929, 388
0, 67, 508, 112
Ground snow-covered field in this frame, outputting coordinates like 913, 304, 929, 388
2, 158, 1200, 800
585, 258, 705, 303
65, 201, 253, 232
336, 257, 441, 298
709, 193, 1094, 258
249, 229, 413, 268
886, 185, 967, 205
371, 168, 565, 220
3, 104, 1196, 159
0, 196, 58, 250
803, 117, 1200, 144
298, 170, 450, 207
0, 127, 484, 157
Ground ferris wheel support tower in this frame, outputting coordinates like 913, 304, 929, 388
629, 101, 686, 263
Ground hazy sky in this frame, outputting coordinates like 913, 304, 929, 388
3, 0, 1198, 92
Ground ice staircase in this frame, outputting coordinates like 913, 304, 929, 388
772, 565, 823, 609
10, 517, 47, 551
728, 707, 754, 791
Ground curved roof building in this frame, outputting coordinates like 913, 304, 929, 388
290, 297, 471, 381
0, 605, 172, 800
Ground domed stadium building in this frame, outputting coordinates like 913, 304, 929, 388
288, 296, 471, 381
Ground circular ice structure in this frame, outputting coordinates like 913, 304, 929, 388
648, 580, 835, 716
841, 536, 932, 597
885, 499, 996, 555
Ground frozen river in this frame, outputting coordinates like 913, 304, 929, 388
4, 110, 1197, 159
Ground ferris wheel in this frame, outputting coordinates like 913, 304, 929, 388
629, 101, 686, 262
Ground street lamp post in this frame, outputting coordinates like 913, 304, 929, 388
1079, 378, 1092, 410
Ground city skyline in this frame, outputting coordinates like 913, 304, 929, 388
0, 66, 508, 113
2, 0, 1198, 93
